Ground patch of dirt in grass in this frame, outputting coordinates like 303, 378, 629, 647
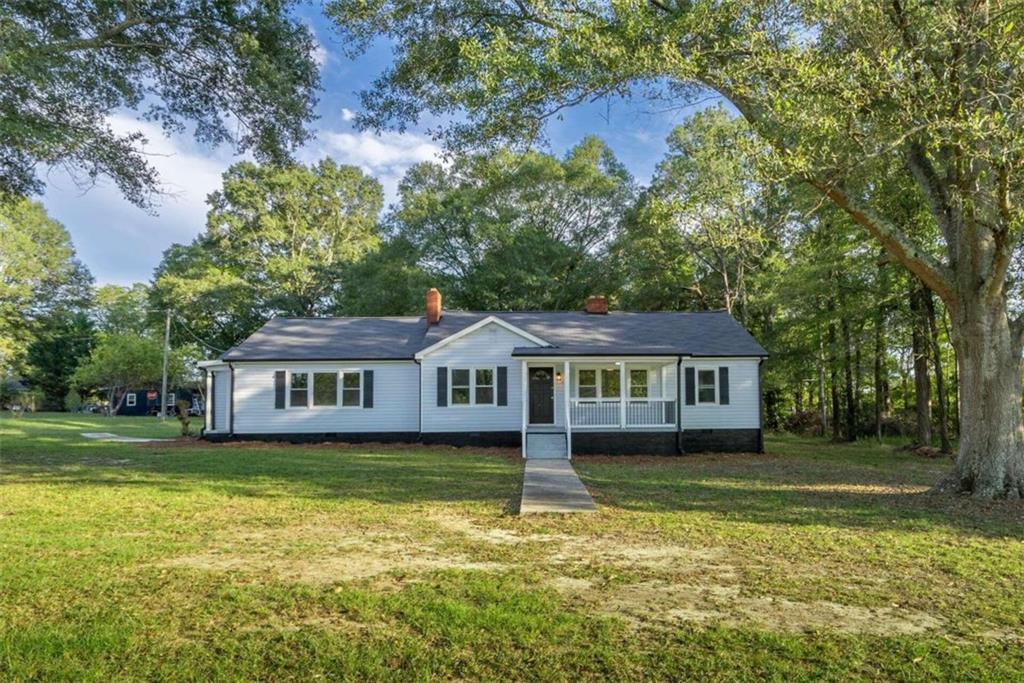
556, 579, 945, 637
431, 513, 572, 545
160, 523, 509, 584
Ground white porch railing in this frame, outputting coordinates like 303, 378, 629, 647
570, 398, 676, 428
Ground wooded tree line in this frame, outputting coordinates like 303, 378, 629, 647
4, 108, 959, 448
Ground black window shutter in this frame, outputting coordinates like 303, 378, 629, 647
209, 372, 216, 426
719, 367, 730, 405
363, 370, 374, 408
684, 367, 696, 405
497, 366, 508, 406
436, 366, 447, 407
274, 370, 286, 409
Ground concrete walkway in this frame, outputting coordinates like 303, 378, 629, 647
520, 459, 597, 514
81, 432, 173, 443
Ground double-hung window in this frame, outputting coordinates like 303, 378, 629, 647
341, 371, 361, 407
313, 372, 338, 407
126, 393, 136, 407
290, 372, 309, 407
576, 367, 622, 399
697, 369, 717, 404
578, 369, 598, 398
450, 367, 495, 406
629, 369, 649, 398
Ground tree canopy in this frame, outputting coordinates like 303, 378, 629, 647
0, 0, 320, 206
388, 137, 635, 310
151, 159, 384, 351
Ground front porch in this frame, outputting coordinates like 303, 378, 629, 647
520, 358, 680, 459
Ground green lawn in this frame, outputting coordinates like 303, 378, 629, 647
1, 414, 1022, 681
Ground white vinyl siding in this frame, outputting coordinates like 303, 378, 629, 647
681, 359, 760, 429
421, 322, 537, 432
231, 362, 418, 434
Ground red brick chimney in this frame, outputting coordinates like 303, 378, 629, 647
585, 295, 608, 314
426, 288, 442, 326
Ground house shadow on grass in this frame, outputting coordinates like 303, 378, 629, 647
2, 438, 525, 508
574, 453, 1024, 540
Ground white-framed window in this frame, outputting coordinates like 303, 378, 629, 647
125, 392, 136, 407
697, 368, 717, 404
341, 371, 362, 407
450, 367, 496, 406
629, 369, 649, 398
289, 372, 309, 408
167, 392, 176, 407
313, 372, 338, 407
575, 367, 621, 399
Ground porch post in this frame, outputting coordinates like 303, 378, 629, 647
563, 360, 572, 459
520, 361, 528, 458
619, 361, 627, 429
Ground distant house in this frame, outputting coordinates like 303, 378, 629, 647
200, 290, 768, 458
115, 387, 200, 416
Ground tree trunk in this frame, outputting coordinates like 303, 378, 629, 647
909, 286, 932, 447
874, 304, 885, 442
827, 315, 841, 442
842, 317, 856, 441
817, 338, 828, 437
923, 290, 951, 453
937, 296, 1024, 499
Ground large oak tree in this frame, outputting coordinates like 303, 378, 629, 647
0, 1, 319, 206
328, 0, 1024, 498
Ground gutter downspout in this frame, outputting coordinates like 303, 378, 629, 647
228, 362, 235, 438
675, 355, 683, 455
757, 358, 765, 454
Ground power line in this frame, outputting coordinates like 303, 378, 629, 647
172, 315, 229, 354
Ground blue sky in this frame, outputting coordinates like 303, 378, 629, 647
40, 5, 715, 286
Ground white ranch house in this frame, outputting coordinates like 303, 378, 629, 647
200, 291, 767, 458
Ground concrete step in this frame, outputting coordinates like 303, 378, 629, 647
526, 432, 568, 459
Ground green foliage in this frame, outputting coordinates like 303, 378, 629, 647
152, 159, 384, 351
72, 334, 187, 414
389, 137, 635, 309
0, 198, 93, 375
93, 284, 152, 336
0, 1, 320, 205
25, 310, 95, 411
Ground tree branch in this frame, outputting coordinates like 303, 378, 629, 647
808, 178, 956, 304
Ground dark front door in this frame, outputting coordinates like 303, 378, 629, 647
529, 367, 555, 424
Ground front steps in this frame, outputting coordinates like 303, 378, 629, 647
526, 431, 568, 459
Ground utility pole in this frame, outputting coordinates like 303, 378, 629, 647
160, 309, 171, 420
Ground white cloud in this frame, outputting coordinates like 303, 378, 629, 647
316, 129, 444, 205
341, 107, 357, 122
42, 114, 228, 285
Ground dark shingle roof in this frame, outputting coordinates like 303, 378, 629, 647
221, 310, 767, 361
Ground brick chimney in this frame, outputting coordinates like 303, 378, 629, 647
584, 295, 608, 314
426, 288, 442, 326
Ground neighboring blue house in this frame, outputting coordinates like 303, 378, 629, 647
200, 290, 768, 458
115, 387, 199, 416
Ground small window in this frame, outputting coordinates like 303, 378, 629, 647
290, 372, 309, 408
578, 369, 597, 398
600, 368, 621, 398
342, 372, 361, 407
475, 368, 495, 405
451, 368, 471, 405
167, 392, 176, 407
313, 372, 338, 407
698, 369, 717, 404
125, 393, 136, 407
629, 369, 649, 398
